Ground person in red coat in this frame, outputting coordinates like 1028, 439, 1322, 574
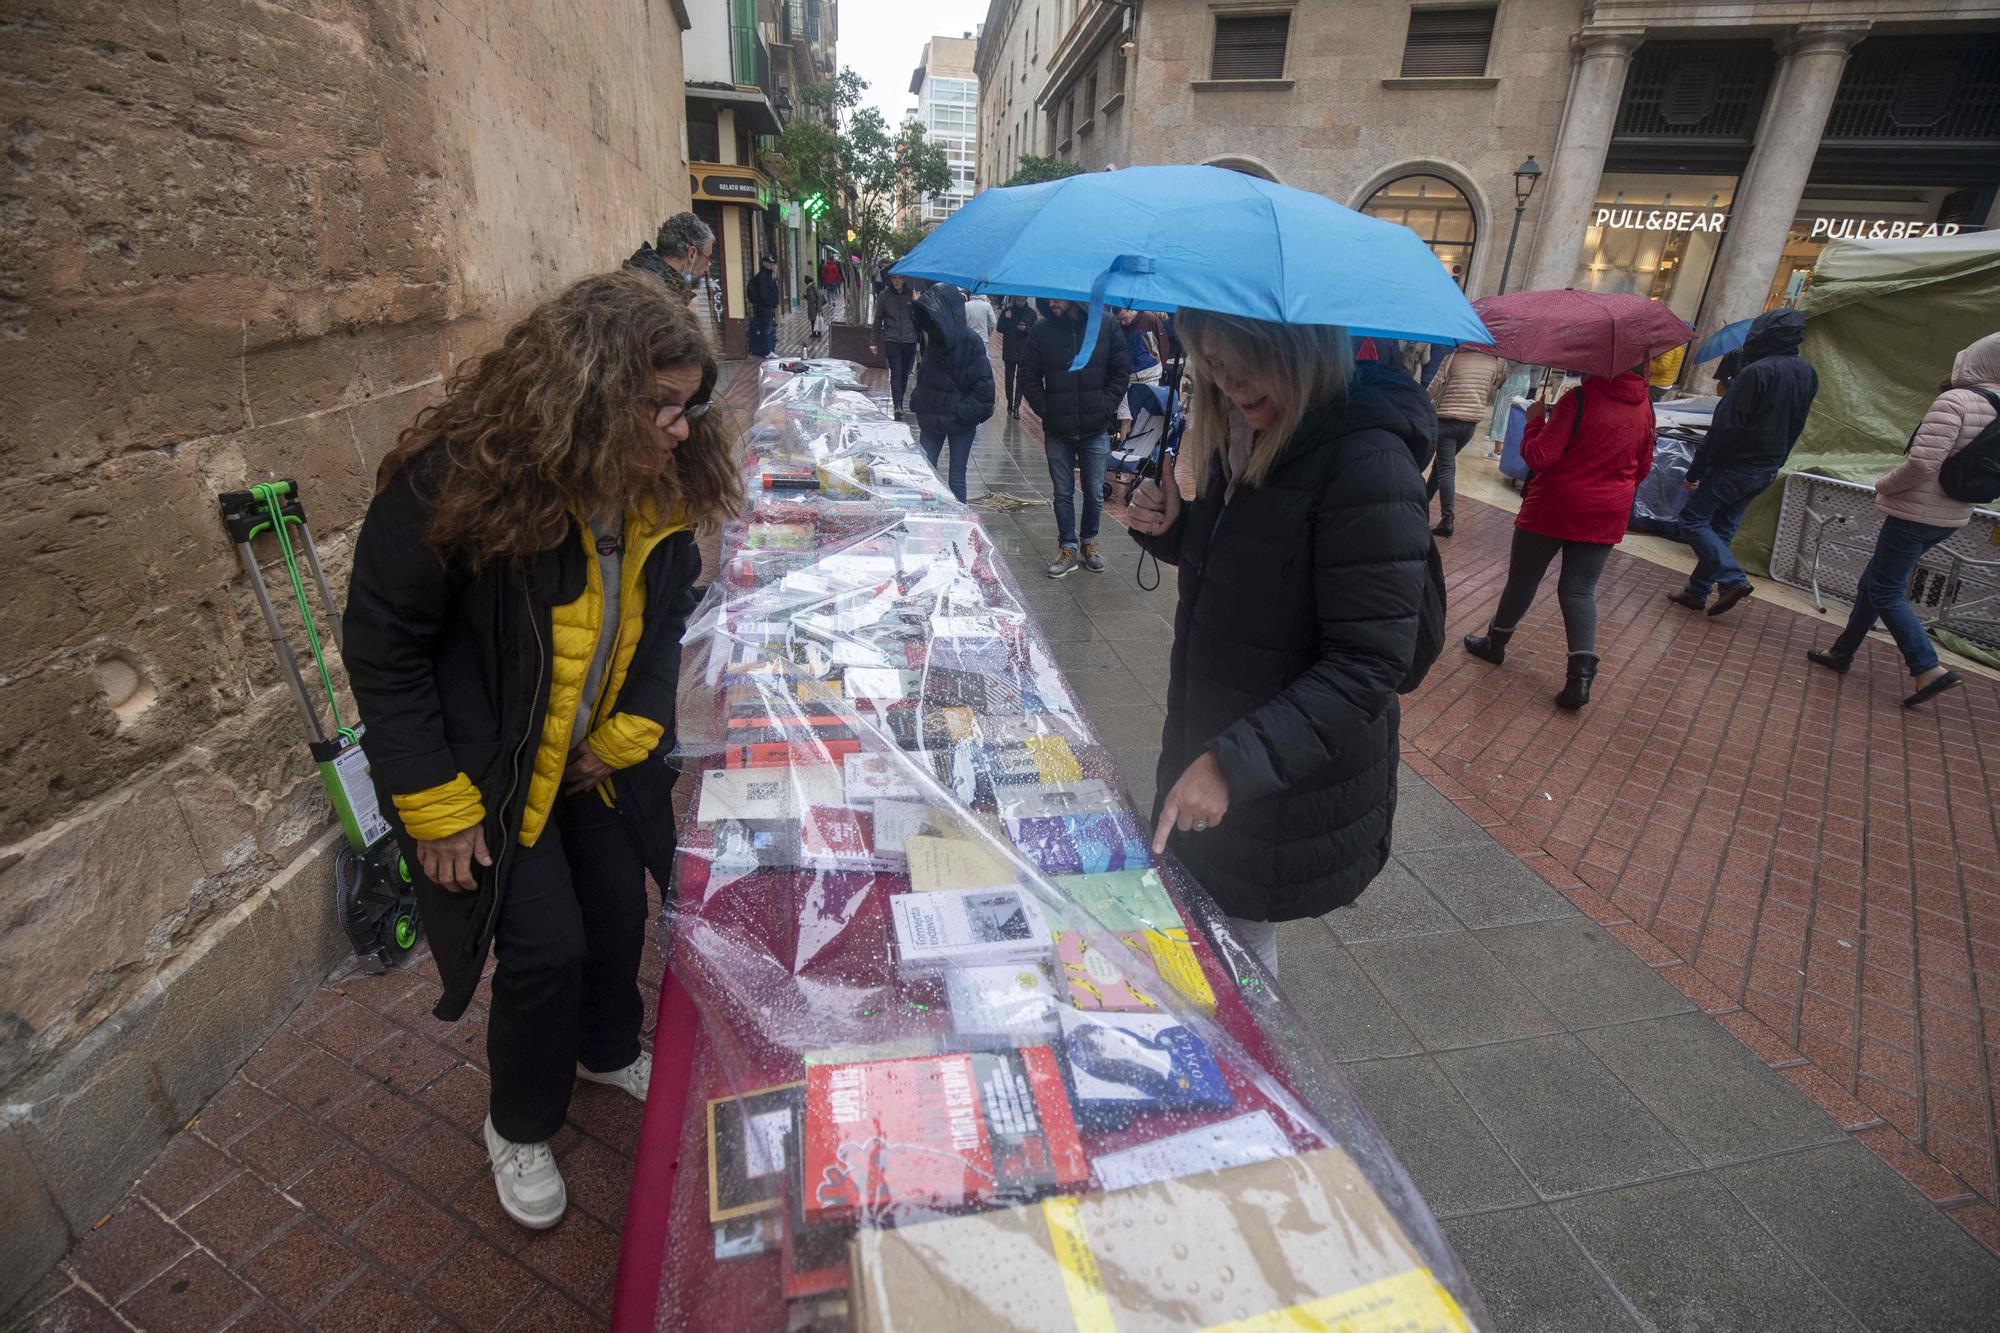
1462, 369, 1656, 708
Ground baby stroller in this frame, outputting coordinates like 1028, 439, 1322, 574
1110, 381, 1181, 485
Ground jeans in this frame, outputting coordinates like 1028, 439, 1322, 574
484, 787, 648, 1142
1829, 516, 1955, 675
748, 308, 776, 357
1679, 463, 1778, 599
1045, 431, 1109, 550
1427, 418, 1479, 522
885, 340, 917, 411
920, 423, 975, 502
1492, 529, 1614, 653
1003, 359, 1023, 409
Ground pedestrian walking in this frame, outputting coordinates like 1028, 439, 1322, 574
999, 297, 1037, 417
803, 279, 826, 352
819, 253, 845, 321
870, 273, 920, 419
1647, 342, 1685, 402
1807, 331, 2000, 707
962, 290, 998, 348
909, 284, 997, 502
1020, 298, 1131, 577
1113, 311, 1435, 975
1425, 347, 1505, 537
342, 271, 742, 1230
1462, 367, 1657, 708
1667, 308, 1818, 617
747, 254, 779, 358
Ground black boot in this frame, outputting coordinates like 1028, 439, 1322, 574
1463, 624, 1513, 665
1556, 652, 1599, 709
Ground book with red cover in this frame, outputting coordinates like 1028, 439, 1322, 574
801, 1048, 1085, 1224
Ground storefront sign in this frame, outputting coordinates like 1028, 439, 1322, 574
1593, 207, 1964, 241
1593, 208, 1728, 232
689, 165, 771, 207
1807, 217, 1961, 241
701, 174, 762, 202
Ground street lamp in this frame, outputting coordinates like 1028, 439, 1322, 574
1496, 155, 1542, 295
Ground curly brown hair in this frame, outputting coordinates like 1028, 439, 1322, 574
379, 270, 742, 567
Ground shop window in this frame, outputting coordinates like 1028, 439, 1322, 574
1399, 6, 1495, 79
1210, 12, 1290, 81
1361, 173, 1477, 288
1576, 173, 1738, 326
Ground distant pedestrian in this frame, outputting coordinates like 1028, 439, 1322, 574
962, 291, 998, 348
1021, 298, 1131, 577
1668, 309, 1818, 617
1463, 367, 1657, 708
870, 274, 920, 419
999, 297, 1038, 417
803, 280, 825, 350
1647, 343, 1685, 402
909, 285, 997, 502
1808, 332, 1999, 707
1425, 347, 1505, 537
819, 254, 845, 321
746, 254, 780, 358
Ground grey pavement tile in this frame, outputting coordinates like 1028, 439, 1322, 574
1436, 1034, 1699, 1197
1476, 918, 1697, 1030
1346, 933, 1561, 1051
1581, 1013, 1844, 1167
1391, 781, 1492, 852
1720, 1142, 2000, 1332
1400, 841, 1581, 930
1554, 1173, 1859, 1333
1105, 746, 1161, 814
1082, 608, 1173, 640
1442, 1205, 1641, 1333
1048, 637, 1126, 673
1081, 703, 1165, 749
1029, 608, 1108, 643
1322, 861, 1462, 944
1397, 761, 1429, 790
1108, 638, 1173, 682
1063, 665, 1149, 710
1343, 1056, 1536, 1218
1274, 921, 1420, 1061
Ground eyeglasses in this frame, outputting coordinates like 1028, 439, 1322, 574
645, 397, 713, 429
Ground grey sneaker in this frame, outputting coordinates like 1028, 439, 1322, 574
483, 1116, 566, 1230
1047, 548, 1080, 579
1080, 541, 1106, 573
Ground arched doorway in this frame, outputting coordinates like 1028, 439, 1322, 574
1360, 173, 1478, 288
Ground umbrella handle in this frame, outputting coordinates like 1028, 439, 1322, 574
1071, 255, 1158, 373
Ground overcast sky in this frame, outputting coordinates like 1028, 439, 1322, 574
839, 0, 991, 126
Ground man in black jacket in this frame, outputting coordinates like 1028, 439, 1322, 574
747, 254, 780, 357
908, 285, 997, 501
1670, 308, 1819, 616
998, 297, 1038, 417
1020, 298, 1131, 576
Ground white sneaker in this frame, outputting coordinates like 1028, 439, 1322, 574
577, 1050, 652, 1103
482, 1116, 566, 1230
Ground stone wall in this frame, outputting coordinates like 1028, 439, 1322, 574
0, 0, 690, 1300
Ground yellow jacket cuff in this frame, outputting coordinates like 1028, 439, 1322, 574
586, 712, 665, 769
392, 773, 486, 841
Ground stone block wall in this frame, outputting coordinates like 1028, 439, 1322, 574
0, 0, 690, 1302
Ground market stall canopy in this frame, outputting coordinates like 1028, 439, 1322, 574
1470, 289, 1695, 379
892, 164, 1491, 369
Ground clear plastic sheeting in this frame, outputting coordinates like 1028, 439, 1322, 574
1629, 431, 1701, 536
655, 360, 1486, 1332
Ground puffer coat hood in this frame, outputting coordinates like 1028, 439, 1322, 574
1742, 308, 1806, 363
914, 282, 967, 347
908, 284, 996, 437
1950, 332, 2000, 389
1688, 309, 1818, 482
1875, 332, 2000, 528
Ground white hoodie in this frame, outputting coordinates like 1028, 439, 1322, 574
1875, 332, 2000, 528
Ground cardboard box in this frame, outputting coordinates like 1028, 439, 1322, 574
847, 1146, 1469, 1332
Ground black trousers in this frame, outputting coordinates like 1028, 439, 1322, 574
1003, 358, 1024, 407
1491, 529, 1613, 655
487, 787, 648, 1142
885, 340, 918, 411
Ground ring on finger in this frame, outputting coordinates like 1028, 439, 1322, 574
1191, 817, 1209, 831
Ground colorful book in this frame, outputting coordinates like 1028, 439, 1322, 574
801, 1048, 1087, 1223
1055, 869, 1182, 934
1053, 927, 1218, 1016
1004, 812, 1151, 876
1057, 1010, 1232, 1115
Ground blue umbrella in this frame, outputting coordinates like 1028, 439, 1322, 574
1692, 317, 1755, 365
893, 165, 1489, 370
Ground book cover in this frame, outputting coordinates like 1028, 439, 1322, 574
890, 884, 1050, 968
869, 800, 933, 859
801, 1048, 1085, 1223
1054, 869, 1183, 934
946, 963, 1062, 1047
1057, 1010, 1232, 1114
1000, 780, 1122, 821
1004, 812, 1152, 876
697, 765, 842, 822
1026, 735, 1083, 784
1054, 931, 1158, 1012
706, 1082, 803, 1222
844, 752, 921, 804
903, 836, 1019, 895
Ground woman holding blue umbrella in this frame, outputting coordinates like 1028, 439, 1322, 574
1118, 310, 1436, 975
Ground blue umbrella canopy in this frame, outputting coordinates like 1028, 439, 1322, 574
1693, 317, 1755, 364
893, 165, 1489, 368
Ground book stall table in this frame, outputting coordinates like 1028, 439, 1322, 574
612, 360, 1486, 1332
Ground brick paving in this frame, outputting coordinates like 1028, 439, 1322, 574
1405, 493, 2000, 1251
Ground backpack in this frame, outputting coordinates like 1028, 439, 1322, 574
1398, 539, 1447, 695
1936, 388, 2000, 504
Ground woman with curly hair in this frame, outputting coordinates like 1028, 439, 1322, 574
343, 271, 741, 1229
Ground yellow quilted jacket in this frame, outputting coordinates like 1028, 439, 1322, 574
391, 502, 687, 847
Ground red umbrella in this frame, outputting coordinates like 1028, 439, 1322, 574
1469, 289, 1694, 378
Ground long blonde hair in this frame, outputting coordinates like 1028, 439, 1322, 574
1174, 309, 1353, 492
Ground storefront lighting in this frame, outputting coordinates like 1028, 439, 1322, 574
1497, 155, 1543, 295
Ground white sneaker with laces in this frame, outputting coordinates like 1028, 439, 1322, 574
577, 1050, 653, 1103
482, 1115, 566, 1230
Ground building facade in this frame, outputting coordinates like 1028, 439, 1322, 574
976, 0, 2000, 359
911, 36, 983, 222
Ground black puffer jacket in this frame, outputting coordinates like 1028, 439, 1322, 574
1020, 299, 1131, 440
1134, 363, 1437, 921
1688, 308, 1819, 483
909, 284, 996, 437
874, 283, 919, 345
999, 300, 1038, 364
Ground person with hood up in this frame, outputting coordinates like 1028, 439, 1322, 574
870, 273, 921, 419
908, 284, 997, 502
1668, 308, 1819, 617
1808, 332, 2000, 707
746, 254, 780, 358
1020, 298, 1132, 577
1424, 345, 1506, 537
1113, 310, 1435, 976
1462, 367, 1657, 708
999, 297, 1039, 417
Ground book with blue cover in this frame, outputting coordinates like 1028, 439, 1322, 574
1005, 812, 1152, 876
1056, 1010, 1232, 1115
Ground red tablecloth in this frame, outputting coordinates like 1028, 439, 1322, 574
608, 973, 701, 1333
